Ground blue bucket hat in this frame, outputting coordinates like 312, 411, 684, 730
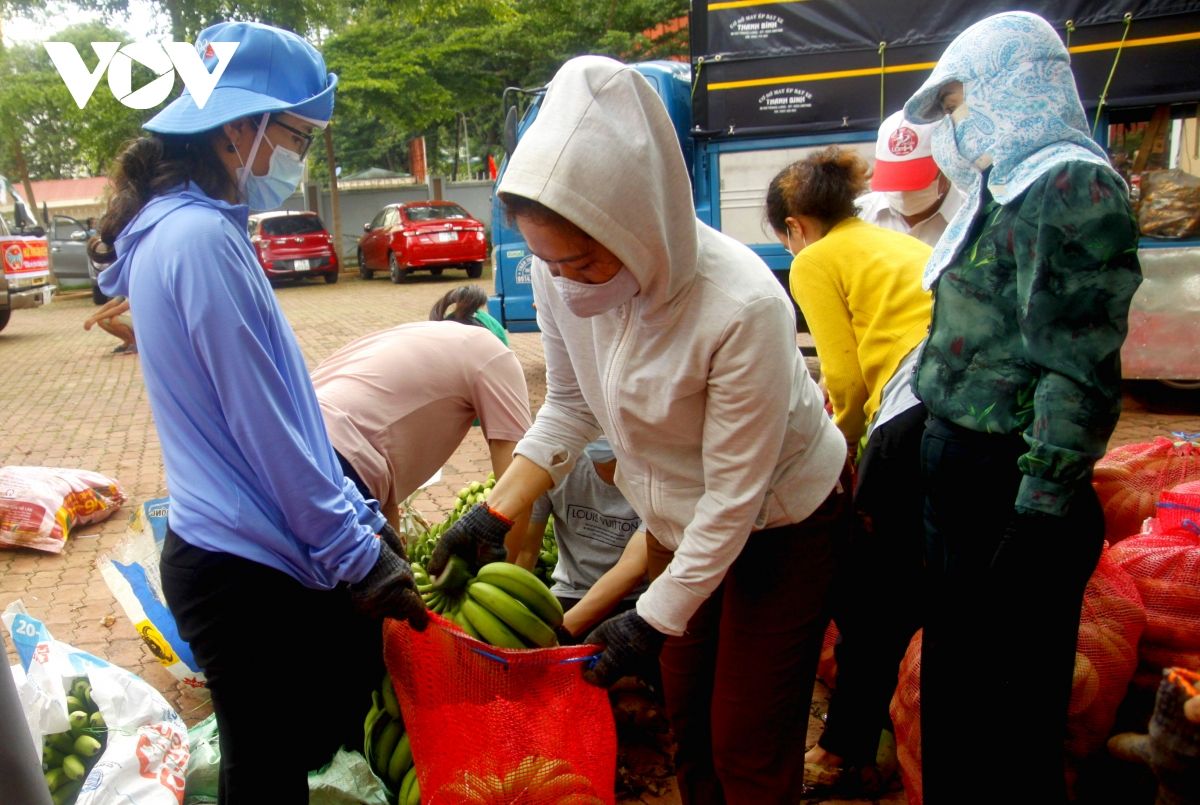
145, 21, 337, 134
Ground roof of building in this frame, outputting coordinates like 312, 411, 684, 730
28, 177, 110, 205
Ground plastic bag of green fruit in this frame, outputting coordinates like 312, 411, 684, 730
4, 601, 189, 805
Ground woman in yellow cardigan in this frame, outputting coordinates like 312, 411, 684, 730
766, 146, 932, 796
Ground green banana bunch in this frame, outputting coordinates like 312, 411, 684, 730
363, 674, 419, 802
436, 755, 602, 804
409, 475, 499, 567
43, 676, 108, 805
450, 560, 565, 650
397, 766, 421, 805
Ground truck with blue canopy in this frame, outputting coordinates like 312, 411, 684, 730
488, 0, 1200, 383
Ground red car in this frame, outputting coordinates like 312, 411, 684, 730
248, 211, 340, 284
356, 201, 487, 283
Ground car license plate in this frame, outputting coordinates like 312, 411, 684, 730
294, 259, 310, 271
437, 232, 456, 243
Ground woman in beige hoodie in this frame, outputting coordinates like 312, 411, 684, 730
428, 55, 850, 802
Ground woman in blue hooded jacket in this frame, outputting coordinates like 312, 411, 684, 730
89, 22, 426, 802
901, 12, 1141, 802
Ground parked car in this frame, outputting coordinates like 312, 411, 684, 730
247, 211, 340, 284
356, 201, 486, 283
47, 215, 106, 303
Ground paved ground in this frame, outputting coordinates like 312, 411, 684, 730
2, 272, 1197, 804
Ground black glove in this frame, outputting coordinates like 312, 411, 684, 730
582, 610, 667, 688
554, 624, 578, 646
349, 537, 429, 630
427, 503, 511, 576
378, 522, 408, 560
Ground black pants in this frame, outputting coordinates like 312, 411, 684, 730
160, 529, 384, 804
335, 449, 372, 502
919, 417, 1103, 804
819, 403, 927, 763
657, 462, 853, 803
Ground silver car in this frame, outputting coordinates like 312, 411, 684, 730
48, 215, 106, 303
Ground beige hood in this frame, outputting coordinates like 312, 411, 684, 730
497, 55, 696, 311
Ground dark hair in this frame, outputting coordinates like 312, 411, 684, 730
764, 146, 869, 236
498, 193, 575, 230
88, 131, 237, 265
430, 285, 489, 326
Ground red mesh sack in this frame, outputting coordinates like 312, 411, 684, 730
1108, 530, 1200, 653
1066, 551, 1146, 758
889, 629, 922, 805
1092, 434, 1200, 543
1156, 479, 1200, 536
817, 620, 839, 689
384, 614, 617, 804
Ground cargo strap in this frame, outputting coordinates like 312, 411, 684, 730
1092, 12, 1134, 137
878, 41, 887, 123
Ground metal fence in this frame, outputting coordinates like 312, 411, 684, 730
282, 179, 495, 261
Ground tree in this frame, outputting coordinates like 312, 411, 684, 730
0, 22, 149, 180
317, 0, 687, 179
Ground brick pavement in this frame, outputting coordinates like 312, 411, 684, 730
1, 272, 1197, 804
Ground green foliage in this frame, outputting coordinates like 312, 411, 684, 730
319, 0, 688, 178
0, 0, 688, 182
0, 22, 150, 180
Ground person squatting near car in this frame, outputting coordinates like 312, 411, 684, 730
426, 55, 854, 803
88, 21, 427, 802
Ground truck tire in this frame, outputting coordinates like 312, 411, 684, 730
358, 249, 373, 280
324, 270, 339, 284
0, 308, 10, 333
466, 262, 484, 279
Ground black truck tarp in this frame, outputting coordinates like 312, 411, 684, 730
691, 0, 1200, 137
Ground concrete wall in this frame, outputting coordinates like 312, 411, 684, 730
283, 179, 495, 260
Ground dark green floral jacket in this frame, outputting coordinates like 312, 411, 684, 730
915, 162, 1142, 516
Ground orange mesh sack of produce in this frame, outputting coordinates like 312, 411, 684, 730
1066, 550, 1146, 758
384, 613, 617, 804
889, 629, 922, 805
1092, 433, 1200, 544
1109, 485, 1200, 692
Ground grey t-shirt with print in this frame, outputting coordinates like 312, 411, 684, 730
531, 459, 646, 600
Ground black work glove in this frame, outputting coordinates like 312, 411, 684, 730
427, 503, 511, 576
378, 522, 408, 560
582, 610, 667, 688
349, 537, 429, 630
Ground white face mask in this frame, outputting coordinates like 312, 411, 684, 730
884, 178, 944, 217
234, 114, 306, 212
784, 224, 807, 256
552, 266, 640, 317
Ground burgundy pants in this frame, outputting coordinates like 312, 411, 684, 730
649, 466, 851, 803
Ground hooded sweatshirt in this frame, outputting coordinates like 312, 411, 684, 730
903, 11, 1121, 289
98, 184, 381, 589
498, 56, 846, 636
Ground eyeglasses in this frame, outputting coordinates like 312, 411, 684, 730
270, 117, 316, 159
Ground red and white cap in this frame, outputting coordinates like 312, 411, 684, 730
870, 110, 940, 191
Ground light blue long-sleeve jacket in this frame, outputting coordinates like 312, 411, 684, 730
99, 183, 382, 588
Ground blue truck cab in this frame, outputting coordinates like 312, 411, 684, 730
488, 61, 693, 333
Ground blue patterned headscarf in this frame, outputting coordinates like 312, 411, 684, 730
904, 11, 1123, 289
